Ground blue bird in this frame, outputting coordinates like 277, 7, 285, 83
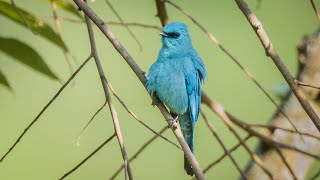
146, 22, 207, 176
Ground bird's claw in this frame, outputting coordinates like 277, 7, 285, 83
167, 116, 178, 129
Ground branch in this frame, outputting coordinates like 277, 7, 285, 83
0, 54, 92, 163
10, 0, 36, 34
155, 0, 169, 26
110, 126, 176, 179
200, 110, 246, 179
84, 14, 133, 180
310, 0, 320, 23
59, 133, 116, 179
73, 1, 205, 179
235, 0, 320, 132
104, 0, 142, 51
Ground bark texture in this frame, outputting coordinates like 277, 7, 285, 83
245, 30, 320, 179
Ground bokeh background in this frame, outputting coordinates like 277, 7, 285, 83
0, 0, 319, 179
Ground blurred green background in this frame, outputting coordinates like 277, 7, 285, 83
0, 0, 318, 179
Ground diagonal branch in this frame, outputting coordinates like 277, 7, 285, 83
0, 54, 92, 163
200, 110, 246, 179
84, 14, 133, 180
310, 0, 320, 23
59, 133, 116, 180
104, 0, 142, 51
235, 0, 320, 132
73, 1, 205, 179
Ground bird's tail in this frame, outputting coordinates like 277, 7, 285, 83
179, 112, 194, 176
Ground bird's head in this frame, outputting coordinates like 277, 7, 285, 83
159, 22, 192, 49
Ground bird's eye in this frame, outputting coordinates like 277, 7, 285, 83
172, 32, 180, 38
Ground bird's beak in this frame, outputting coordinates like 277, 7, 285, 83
159, 32, 169, 37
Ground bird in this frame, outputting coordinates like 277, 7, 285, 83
146, 22, 207, 176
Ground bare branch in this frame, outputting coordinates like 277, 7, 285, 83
201, 135, 251, 176
155, 0, 169, 26
250, 124, 320, 141
296, 80, 320, 90
105, 0, 143, 51
200, 110, 247, 179
59, 133, 116, 180
110, 126, 176, 179
76, 101, 107, 146
235, 0, 320, 132
84, 14, 133, 180
0, 54, 92, 163
310, 0, 320, 23
73, 1, 205, 179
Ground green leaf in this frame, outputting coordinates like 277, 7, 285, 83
0, 37, 58, 80
50, 0, 83, 20
0, 0, 68, 51
0, 70, 11, 90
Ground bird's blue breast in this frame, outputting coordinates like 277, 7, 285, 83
146, 55, 195, 115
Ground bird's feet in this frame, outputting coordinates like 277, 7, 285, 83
167, 116, 178, 129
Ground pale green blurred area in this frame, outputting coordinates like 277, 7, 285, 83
0, 0, 318, 179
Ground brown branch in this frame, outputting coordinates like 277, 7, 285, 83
0, 54, 92, 163
310, 0, 320, 23
296, 80, 320, 90
105, 0, 143, 51
84, 14, 133, 180
201, 135, 251, 175
73, 1, 205, 179
110, 126, 175, 179
107, 82, 180, 149
209, 105, 273, 179
274, 148, 297, 179
235, 0, 320, 132
164, 0, 304, 142
250, 124, 320, 141
155, 0, 169, 26
76, 101, 107, 146
200, 110, 247, 179
59, 133, 116, 180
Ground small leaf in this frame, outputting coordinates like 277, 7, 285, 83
0, 37, 58, 80
49, 0, 83, 20
0, 70, 11, 90
0, 0, 68, 51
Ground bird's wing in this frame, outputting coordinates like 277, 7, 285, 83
186, 72, 202, 124
146, 62, 162, 95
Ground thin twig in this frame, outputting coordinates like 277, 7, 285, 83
10, 0, 36, 34
73, 1, 205, 179
107, 82, 180, 149
105, 0, 143, 51
274, 147, 297, 180
200, 110, 247, 179
235, 0, 320, 132
76, 101, 107, 146
296, 80, 320, 90
164, 0, 304, 142
110, 126, 175, 179
209, 105, 273, 179
201, 135, 251, 175
59, 133, 116, 180
250, 124, 320, 141
0, 55, 92, 163
310, 0, 320, 23
84, 14, 133, 180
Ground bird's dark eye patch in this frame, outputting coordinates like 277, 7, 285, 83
167, 32, 180, 39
